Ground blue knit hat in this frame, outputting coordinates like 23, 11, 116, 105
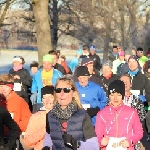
90, 45, 96, 50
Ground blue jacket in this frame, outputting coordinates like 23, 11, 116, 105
69, 58, 78, 72
48, 108, 86, 150
31, 68, 62, 103
75, 81, 107, 126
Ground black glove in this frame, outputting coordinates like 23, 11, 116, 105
86, 107, 100, 117
42, 146, 50, 150
0, 146, 9, 150
63, 133, 77, 150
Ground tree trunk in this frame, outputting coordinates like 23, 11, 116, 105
32, 0, 52, 65
103, 37, 110, 63
52, 0, 58, 50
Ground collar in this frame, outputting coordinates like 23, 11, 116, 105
128, 69, 139, 76
78, 82, 90, 88
109, 103, 124, 111
103, 73, 112, 79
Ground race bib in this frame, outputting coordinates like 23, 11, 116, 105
82, 104, 90, 109
13, 83, 22, 91
82, 94, 85, 97
106, 137, 127, 150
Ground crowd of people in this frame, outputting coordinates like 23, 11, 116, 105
0, 45, 150, 150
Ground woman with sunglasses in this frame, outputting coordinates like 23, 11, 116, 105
9, 56, 32, 104
24, 86, 55, 150
42, 76, 99, 150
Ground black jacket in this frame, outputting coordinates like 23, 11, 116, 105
117, 62, 129, 76
9, 68, 32, 101
108, 51, 118, 62
130, 72, 150, 102
53, 63, 66, 75
0, 106, 18, 149
89, 54, 102, 71
100, 74, 119, 96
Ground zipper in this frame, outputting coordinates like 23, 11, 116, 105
116, 110, 118, 138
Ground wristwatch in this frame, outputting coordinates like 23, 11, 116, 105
77, 141, 81, 148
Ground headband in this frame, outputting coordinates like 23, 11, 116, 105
0, 81, 14, 89
13, 58, 22, 63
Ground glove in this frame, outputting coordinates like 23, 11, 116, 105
139, 95, 146, 102
0, 146, 9, 150
30, 93, 37, 105
42, 146, 50, 150
63, 133, 77, 150
87, 107, 100, 117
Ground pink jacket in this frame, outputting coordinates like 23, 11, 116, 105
95, 104, 143, 150
24, 111, 47, 150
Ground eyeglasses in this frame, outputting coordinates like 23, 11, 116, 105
55, 88, 74, 93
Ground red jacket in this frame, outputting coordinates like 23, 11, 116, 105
0, 91, 31, 132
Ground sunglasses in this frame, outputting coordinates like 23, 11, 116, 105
137, 51, 143, 53
55, 88, 74, 93
14, 56, 22, 58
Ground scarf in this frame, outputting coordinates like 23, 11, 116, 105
103, 73, 112, 80
13, 64, 23, 72
51, 101, 76, 120
128, 68, 139, 76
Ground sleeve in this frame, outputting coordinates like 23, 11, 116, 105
96, 55, 101, 71
20, 70, 32, 87
43, 132, 53, 148
126, 110, 143, 146
18, 100, 32, 132
95, 111, 106, 148
144, 76, 150, 102
3, 108, 19, 149
46, 113, 50, 134
98, 86, 107, 110
24, 114, 46, 147
31, 75, 38, 93
83, 114, 96, 140
112, 60, 117, 74
43, 114, 52, 147
77, 113, 99, 150
134, 98, 146, 121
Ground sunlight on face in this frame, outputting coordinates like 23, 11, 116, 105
42, 94, 55, 111
56, 81, 74, 110
109, 92, 123, 107
78, 76, 89, 87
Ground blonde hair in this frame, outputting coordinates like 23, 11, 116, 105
0, 74, 14, 83
55, 76, 83, 109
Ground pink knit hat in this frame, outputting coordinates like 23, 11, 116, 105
119, 50, 125, 56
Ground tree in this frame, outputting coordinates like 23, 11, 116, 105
31, 0, 52, 65
0, 0, 16, 26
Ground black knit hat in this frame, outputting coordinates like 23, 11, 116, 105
108, 80, 125, 99
128, 55, 139, 62
41, 86, 54, 99
30, 61, 39, 69
76, 66, 90, 77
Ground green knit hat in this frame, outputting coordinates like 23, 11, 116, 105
43, 54, 54, 63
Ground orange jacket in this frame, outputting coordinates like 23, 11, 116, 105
24, 111, 47, 150
0, 91, 31, 132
